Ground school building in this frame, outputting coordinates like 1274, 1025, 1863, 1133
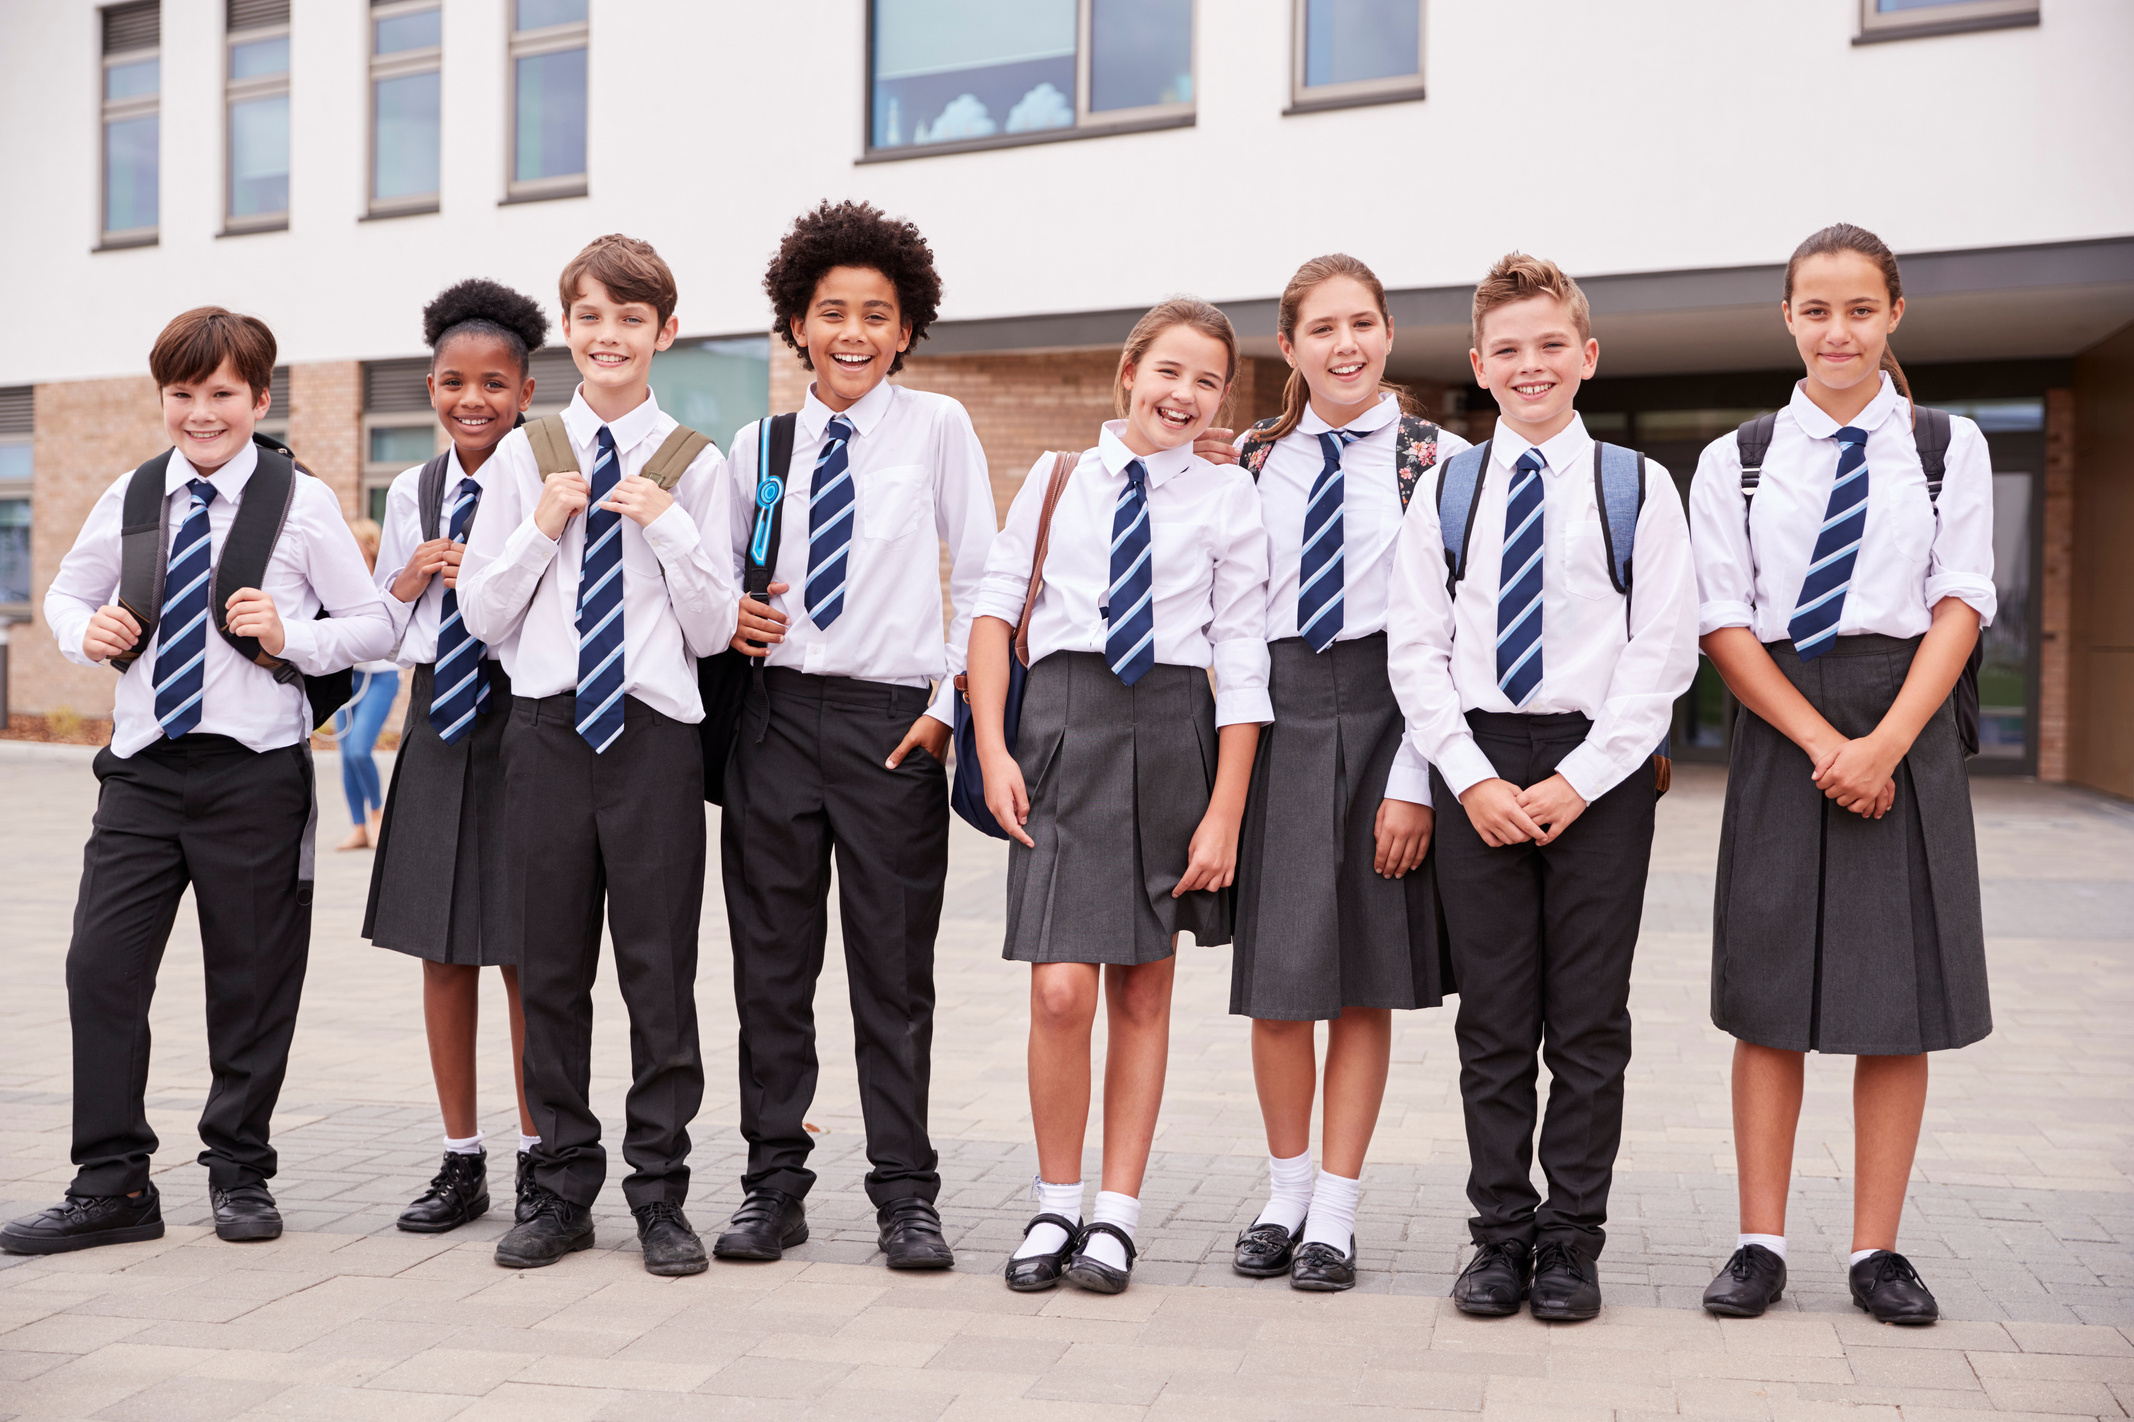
1, 0, 2130, 796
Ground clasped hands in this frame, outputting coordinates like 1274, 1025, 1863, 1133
1457, 773, 1588, 848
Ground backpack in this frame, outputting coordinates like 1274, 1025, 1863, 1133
1434, 438, 1673, 797
1734, 406, 1981, 758
697, 413, 797, 805
1237, 411, 1445, 514
109, 431, 353, 732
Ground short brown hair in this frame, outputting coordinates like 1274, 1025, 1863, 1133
150, 307, 277, 397
1471, 252, 1591, 350
558, 233, 678, 328
1114, 298, 1239, 420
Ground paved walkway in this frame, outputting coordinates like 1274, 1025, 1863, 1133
1, 742, 2130, 1419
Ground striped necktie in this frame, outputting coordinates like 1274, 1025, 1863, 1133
573, 426, 626, 753
1495, 449, 1547, 708
1299, 428, 1360, 652
1105, 458, 1156, 686
152, 478, 218, 740
428, 477, 489, 744
805, 414, 855, 629
1788, 425, 1869, 661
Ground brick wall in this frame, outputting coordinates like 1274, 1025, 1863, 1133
288, 361, 361, 517
2038, 387, 2075, 782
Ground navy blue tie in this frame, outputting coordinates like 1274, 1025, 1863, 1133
1299, 428, 1360, 651
1788, 425, 1870, 661
428, 477, 489, 744
573, 427, 626, 753
153, 478, 218, 740
1105, 458, 1156, 686
805, 415, 855, 629
1495, 449, 1546, 708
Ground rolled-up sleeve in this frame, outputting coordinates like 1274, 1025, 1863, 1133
928, 402, 997, 726
973, 455, 1051, 626
1383, 730, 1433, 807
1208, 469, 1272, 727
45, 473, 130, 668
1923, 419, 1997, 627
1386, 497, 1494, 798
1688, 433, 1756, 638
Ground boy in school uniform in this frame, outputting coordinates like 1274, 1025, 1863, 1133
3, 308, 393, 1255
1386, 254, 1698, 1320
456, 235, 739, 1276
713, 200, 994, 1270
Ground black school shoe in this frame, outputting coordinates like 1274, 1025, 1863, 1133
1703, 1244, 1787, 1317
0, 1182, 165, 1255
634, 1202, 709, 1277
1062, 1222, 1136, 1294
712, 1188, 808, 1262
1233, 1220, 1300, 1277
1290, 1236, 1357, 1292
1529, 1241, 1601, 1322
1004, 1214, 1081, 1292
494, 1184, 595, 1268
1850, 1250, 1939, 1325
515, 1150, 537, 1223
211, 1183, 284, 1242
1451, 1239, 1531, 1316
878, 1198, 955, 1270
397, 1151, 491, 1233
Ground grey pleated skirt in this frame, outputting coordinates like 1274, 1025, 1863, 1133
363, 660, 517, 966
1712, 634, 1989, 1055
1003, 652, 1230, 965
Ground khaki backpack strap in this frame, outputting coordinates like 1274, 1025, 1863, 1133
1014, 451, 1080, 668
524, 415, 579, 479
642, 425, 712, 491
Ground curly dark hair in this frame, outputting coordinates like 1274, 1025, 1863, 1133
765, 200, 942, 374
422, 278, 548, 375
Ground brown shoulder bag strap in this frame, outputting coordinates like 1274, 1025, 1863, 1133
641, 425, 712, 491
524, 415, 578, 479
1013, 451, 1080, 668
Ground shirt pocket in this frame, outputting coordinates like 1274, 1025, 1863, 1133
1558, 519, 1620, 603
1880, 482, 1935, 564
860, 464, 932, 542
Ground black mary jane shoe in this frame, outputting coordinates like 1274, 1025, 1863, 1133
712, 1188, 808, 1262
634, 1201, 709, 1277
1290, 1236, 1357, 1293
1528, 1240, 1602, 1322
1004, 1213, 1081, 1292
1232, 1220, 1300, 1278
397, 1151, 491, 1234
1062, 1221, 1136, 1295
211, 1183, 284, 1243
878, 1198, 955, 1270
1703, 1244, 1787, 1317
0, 1183, 164, 1255
1451, 1239, 1531, 1317
1850, 1250, 1939, 1325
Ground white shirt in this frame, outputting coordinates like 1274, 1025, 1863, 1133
376, 445, 500, 668
975, 421, 1273, 727
45, 440, 396, 759
1386, 412, 1700, 802
727, 380, 995, 727
1689, 372, 1997, 641
456, 386, 739, 724
1247, 392, 1475, 805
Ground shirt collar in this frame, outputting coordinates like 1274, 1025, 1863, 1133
1098, 420, 1196, 490
560, 384, 665, 453
1490, 412, 1591, 476
448, 443, 488, 488
1298, 390, 1400, 439
1787, 371, 1901, 440
800, 378, 895, 442
170, 437, 259, 500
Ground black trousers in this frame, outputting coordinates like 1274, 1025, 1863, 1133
721, 668, 947, 1207
1430, 710, 1655, 1258
503, 694, 705, 1209
66, 735, 313, 1197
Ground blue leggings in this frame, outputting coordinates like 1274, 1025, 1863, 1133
337, 669, 400, 824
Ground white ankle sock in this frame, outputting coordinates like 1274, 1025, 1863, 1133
1083, 1191, 1139, 1270
444, 1132, 483, 1156
518, 1133, 540, 1155
1301, 1169, 1360, 1252
1849, 1248, 1883, 1266
1737, 1233, 1787, 1260
1253, 1149, 1314, 1235
1013, 1177, 1084, 1260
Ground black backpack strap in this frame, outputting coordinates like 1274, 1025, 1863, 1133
744, 413, 799, 602
1735, 412, 1777, 504
1912, 405, 1953, 503
1393, 414, 1443, 515
109, 450, 176, 674
416, 449, 453, 543
210, 445, 303, 684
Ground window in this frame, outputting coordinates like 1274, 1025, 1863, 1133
1856, 0, 2039, 42
509, 0, 588, 201
867, 0, 1193, 160
225, 0, 290, 233
99, 2, 159, 248
651, 338, 771, 455
1290, 0, 1424, 113
369, 1, 441, 215
0, 387, 29, 611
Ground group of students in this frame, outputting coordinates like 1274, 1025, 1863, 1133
1, 202, 1993, 1331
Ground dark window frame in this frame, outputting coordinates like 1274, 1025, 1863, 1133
1286, 0, 1426, 116
1854, 0, 2039, 44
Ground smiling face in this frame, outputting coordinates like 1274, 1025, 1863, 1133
1283, 274, 1393, 426
1119, 324, 1231, 457
160, 358, 270, 474
1470, 294, 1598, 445
562, 278, 677, 418
792, 265, 910, 413
1785, 250, 1904, 403
428, 330, 536, 473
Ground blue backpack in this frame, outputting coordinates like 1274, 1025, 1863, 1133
1433, 438, 1672, 797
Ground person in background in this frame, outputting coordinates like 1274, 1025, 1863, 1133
335, 517, 400, 851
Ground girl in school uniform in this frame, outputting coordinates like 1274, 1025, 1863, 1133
1228, 254, 1466, 1291
1688, 225, 1994, 1326
334, 518, 401, 851
966, 298, 1271, 1294
364, 280, 546, 1234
